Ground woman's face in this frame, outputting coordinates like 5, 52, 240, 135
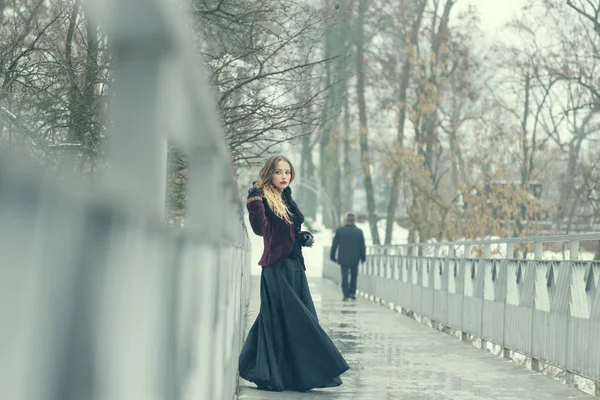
271, 160, 291, 191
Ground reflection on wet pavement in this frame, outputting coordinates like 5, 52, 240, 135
237, 277, 593, 399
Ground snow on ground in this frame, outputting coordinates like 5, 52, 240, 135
355, 219, 410, 246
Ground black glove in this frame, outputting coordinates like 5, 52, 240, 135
300, 231, 314, 247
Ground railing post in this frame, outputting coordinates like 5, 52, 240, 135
534, 241, 543, 261
484, 244, 491, 259
100, 0, 170, 221
480, 243, 491, 350
503, 240, 513, 359
530, 240, 544, 372
464, 244, 472, 259
569, 240, 579, 261
506, 242, 514, 259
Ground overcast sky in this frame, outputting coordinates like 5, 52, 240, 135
460, 0, 527, 31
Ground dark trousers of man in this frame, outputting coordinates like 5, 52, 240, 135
340, 264, 358, 299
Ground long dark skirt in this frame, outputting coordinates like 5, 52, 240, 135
238, 257, 350, 392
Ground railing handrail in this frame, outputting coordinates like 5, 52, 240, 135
372, 233, 600, 248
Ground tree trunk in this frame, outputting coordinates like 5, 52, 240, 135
81, 12, 99, 172
339, 0, 353, 218
384, 1, 426, 244
319, 106, 333, 226
514, 72, 532, 235
0, 0, 5, 24
319, 0, 342, 228
356, 0, 380, 244
333, 129, 343, 226
448, 104, 467, 191
423, 0, 454, 178
407, 196, 419, 244
557, 138, 582, 232
65, 1, 80, 145
415, 0, 455, 242
342, 83, 353, 214
556, 110, 593, 232
166, 145, 187, 228
520, 72, 531, 186
300, 133, 318, 220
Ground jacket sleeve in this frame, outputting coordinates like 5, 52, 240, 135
247, 195, 269, 237
359, 230, 366, 262
330, 230, 339, 262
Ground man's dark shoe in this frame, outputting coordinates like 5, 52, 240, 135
343, 297, 350, 301
350, 295, 356, 300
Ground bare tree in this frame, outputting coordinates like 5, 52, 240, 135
0, 0, 111, 172
355, 0, 381, 244
193, 0, 332, 167
566, 0, 600, 34
382, 0, 427, 245
400, 0, 457, 243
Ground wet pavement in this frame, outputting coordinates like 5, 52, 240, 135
237, 277, 593, 399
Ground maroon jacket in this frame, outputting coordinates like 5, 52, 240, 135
247, 186, 304, 267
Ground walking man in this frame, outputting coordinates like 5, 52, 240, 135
330, 212, 366, 301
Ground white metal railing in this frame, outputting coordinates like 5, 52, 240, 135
370, 233, 600, 259
323, 234, 600, 396
0, 1, 250, 400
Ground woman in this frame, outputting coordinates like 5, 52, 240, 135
238, 154, 349, 392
